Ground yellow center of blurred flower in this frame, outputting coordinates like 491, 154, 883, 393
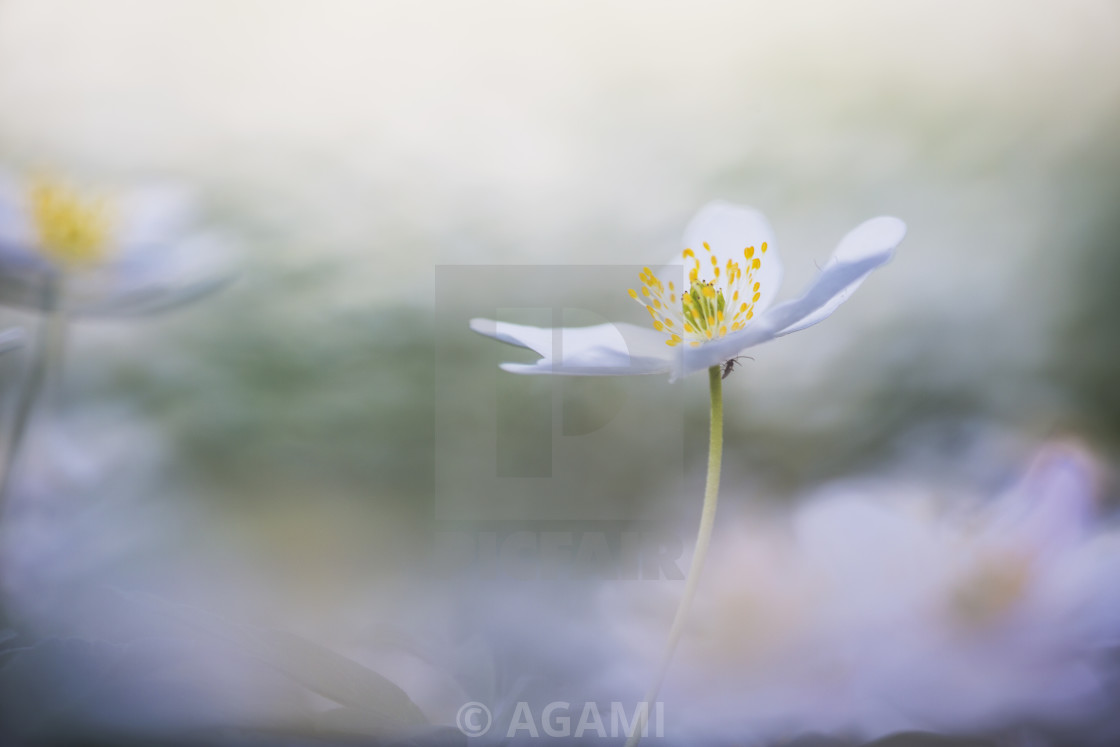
28, 178, 112, 267
629, 240, 768, 347
950, 552, 1033, 627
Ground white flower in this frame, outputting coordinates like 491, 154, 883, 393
0, 172, 233, 316
471, 201, 906, 380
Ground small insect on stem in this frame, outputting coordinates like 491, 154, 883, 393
721, 355, 754, 380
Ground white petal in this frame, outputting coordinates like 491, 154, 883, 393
765, 216, 906, 337
673, 322, 780, 380
667, 216, 905, 379
469, 318, 674, 376
114, 184, 197, 257
77, 230, 236, 317
680, 200, 783, 313
0, 327, 23, 355
984, 441, 1099, 556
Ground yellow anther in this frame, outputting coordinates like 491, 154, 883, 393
761, 242, 768, 253
28, 177, 113, 266
631, 236, 766, 346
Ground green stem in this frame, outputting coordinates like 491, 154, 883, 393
0, 276, 68, 514
625, 364, 723, 746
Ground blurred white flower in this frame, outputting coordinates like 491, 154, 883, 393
0, 172, 233, 509
0, 172, 232, 316
609, 441, 1119, 742
471, 202, 905, 380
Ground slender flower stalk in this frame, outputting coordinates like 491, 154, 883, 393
0, 275, 68, 511
625, 364, 723, 747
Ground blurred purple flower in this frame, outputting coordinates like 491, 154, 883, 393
608, 440, 1119, 741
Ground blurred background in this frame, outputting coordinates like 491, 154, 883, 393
0, 1, 1118, 745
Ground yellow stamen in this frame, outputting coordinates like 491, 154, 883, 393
628, 241, 768, 348
28, 177, 113, 267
